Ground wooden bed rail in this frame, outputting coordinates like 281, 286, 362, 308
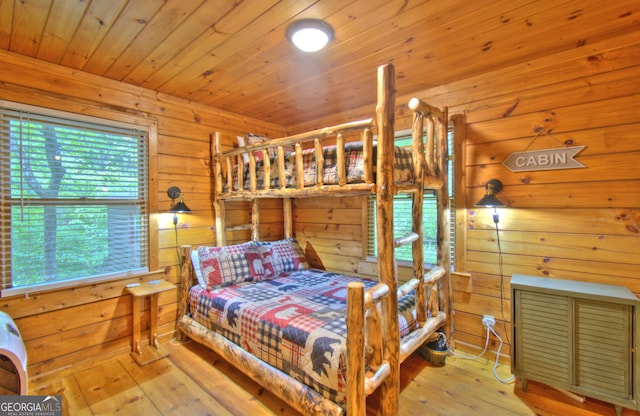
408, 97, 446, 120
225, 119, 374, 159
213, 120, 376, 201
399, 312, 447, 362
365, 361, 391, 395
178, 315, 345, 416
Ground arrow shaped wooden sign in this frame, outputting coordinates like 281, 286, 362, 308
502, 146, 586, 172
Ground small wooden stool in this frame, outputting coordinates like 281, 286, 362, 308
126, 280, 174, 365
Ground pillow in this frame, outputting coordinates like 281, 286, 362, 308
191, 249, 206, 288
236, 135, 249, 164
256, 238, 309, 275
237, 134, 269, 163
246, 134, 273, 161
197, 242, 265, 290
239, 134, 295, 164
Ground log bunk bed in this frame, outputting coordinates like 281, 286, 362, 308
176, 64, 451, 416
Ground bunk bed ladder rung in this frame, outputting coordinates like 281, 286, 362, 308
226, 224, 251, 231
394, 232, 419, 248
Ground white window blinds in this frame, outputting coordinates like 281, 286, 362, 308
0, 102, 149, 292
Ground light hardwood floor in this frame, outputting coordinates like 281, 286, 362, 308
28, 339, 638, 416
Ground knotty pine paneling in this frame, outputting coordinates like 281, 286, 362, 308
0, 50, 285, 378
289, 30, 640, 358
292, 196, 365, 272
1, 11, 638, 382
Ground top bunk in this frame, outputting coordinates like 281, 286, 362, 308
212, 66, 448, 201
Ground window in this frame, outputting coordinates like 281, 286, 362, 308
367, 125, 455, 267
0, 102, 149, 294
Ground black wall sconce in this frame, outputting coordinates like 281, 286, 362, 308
474, 179, 505, 208
167, 186, 191, 266
475, 179, 505, 225
167, 186, 191, 226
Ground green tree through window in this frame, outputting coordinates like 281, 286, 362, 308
1, 103, 149, 291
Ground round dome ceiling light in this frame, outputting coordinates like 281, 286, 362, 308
286, 19, 334, 52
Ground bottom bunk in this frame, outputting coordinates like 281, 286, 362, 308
176, 240, 447, 416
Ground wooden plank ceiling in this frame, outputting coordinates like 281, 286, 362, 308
0, 0, 637, 127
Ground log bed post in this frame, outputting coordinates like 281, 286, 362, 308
346, 282, 365, 416
176, 245, 194, 341
212, 132, 227, 246
375, 63, 399, 416
283, 198, 292, 239
435, 106, 451, 338
411, 111, 427, 325
251, 199, 260, 241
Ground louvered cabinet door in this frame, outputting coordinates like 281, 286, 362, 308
575, 299, 633, 401
513, 290, 572, 387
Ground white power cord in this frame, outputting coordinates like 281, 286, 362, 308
487, 325, 515, 383
445, 325, 491, 360
440, 323, 515, 384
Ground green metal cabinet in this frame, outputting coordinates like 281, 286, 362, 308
511, 274, 639, 416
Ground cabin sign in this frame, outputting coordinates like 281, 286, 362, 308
502, 146, 586, 172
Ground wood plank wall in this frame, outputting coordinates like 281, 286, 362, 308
0, 50, 285, 382
0, 24, 637, 384
289, 30, 640, 357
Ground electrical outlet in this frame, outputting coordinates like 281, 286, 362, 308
482, 315, 495, 328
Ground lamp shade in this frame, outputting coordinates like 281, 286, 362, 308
168, 200, 191, 213
474, 179, 505, 207
286, 19, 334, 52
474, 193, 505, 208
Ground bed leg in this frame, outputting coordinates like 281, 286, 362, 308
176, 245, 193, 341
347, 282, 365, 416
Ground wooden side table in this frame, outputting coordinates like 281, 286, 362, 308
126, 279, 175, 366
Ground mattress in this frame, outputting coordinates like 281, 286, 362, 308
188, 268, 417, 406
229, 142, 414, 191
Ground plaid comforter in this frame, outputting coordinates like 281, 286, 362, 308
229, 142, 414, 191
188, 269, 417, 406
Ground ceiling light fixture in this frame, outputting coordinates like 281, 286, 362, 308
286, 19, 334, 52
